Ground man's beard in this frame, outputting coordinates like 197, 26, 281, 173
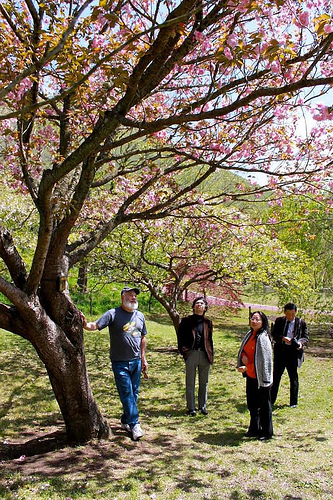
123, 299, 138, 312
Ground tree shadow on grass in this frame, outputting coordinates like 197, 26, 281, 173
152, 346, 179, 354
234, 489, 270, 499
0, 422, 133, 462
139, 407, 189, 418
0, 374, 62, 437
272, 403, 290, 411
194, 427, 246, 447
0, 422, 188, 476
0, 429, 68, 460
0, 433, 126, 499
1, 432, 188, 500
233, 400, 248, 414
173, 475, 208, 493
0, 383, 31, 420
248, 489, 270, 499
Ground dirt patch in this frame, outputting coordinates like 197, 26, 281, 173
0, 421, 185, 481
306, 345, 333, 358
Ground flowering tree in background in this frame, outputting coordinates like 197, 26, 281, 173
90, 209, 313, 331
1, 0, 333, 442
89, 211, 248, 330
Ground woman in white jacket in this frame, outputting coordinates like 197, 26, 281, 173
237, 311, 273, 440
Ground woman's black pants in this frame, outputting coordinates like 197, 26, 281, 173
246, 375, 273, 438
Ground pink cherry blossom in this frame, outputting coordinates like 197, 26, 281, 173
299, 12, 310, 27
312, 104, 333, 121
227, 34, 238, 48
224, 46, 233, 60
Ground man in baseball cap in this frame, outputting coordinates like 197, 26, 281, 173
82, 285, 147, 441
121, 286, 140, 295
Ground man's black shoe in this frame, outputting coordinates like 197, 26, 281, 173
187, 410, 196, 416
258, 435, 273, 441
200, 408, 208, 415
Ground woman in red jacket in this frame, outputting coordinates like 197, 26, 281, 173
237, 311, 273, 440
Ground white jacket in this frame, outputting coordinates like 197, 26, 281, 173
237, 329, 273, 388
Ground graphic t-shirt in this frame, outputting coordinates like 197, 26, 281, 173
96, 307, 147, 361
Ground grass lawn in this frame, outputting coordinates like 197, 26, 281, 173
0, 308, 332, 500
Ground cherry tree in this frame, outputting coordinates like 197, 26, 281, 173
88, 209, 313, 330
88, 210, 248, 330
1, 0, 333, 443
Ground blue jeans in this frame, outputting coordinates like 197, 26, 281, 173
112, 358, 141, 428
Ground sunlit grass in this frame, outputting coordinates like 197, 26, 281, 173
0, 308, 332, 499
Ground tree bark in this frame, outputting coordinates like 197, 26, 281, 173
0, 238, 110, 443
37, 268, 110, 443
77, 262, 88, 293
1, 306, 110, 443
11, 297, 109, 443
41, 340, 109, 444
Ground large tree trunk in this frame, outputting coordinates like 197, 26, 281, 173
39, 338, 110, 444
1, 283, 109, 444
26, 311, 109, 443
38, 277, 110, 443
0, 217, 110, 443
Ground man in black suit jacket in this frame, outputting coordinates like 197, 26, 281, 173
177, 297, 213, 416
271, 303, 309, 407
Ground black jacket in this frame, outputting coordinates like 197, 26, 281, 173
272, 316, 309, 352
177, 314, 214, 364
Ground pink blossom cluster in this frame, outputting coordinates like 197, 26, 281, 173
182, 289, 243, 310
312, 104, 333, 122
0, 0, 333, 223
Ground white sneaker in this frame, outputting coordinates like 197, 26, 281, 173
131, 423, 143, 441
121, 423, 131, 432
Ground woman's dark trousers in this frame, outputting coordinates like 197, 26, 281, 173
246, 375, 273, 438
